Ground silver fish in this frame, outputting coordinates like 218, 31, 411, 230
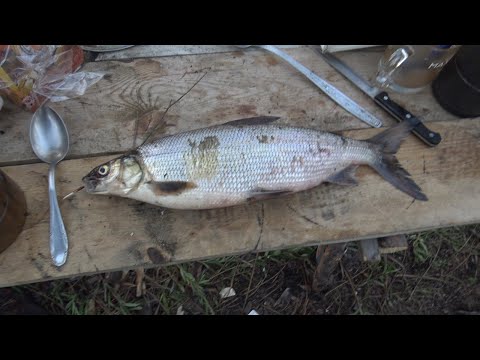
82, 116, 427, 209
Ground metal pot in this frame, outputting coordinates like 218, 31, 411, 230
0, 170, 27, 254
432, 45, 480, 118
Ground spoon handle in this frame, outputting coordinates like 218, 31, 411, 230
257, 45, 383, 128
48, 164, 68, 267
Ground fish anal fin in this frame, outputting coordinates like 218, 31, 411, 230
326, 166, 359, 186
247, 188, 293, 203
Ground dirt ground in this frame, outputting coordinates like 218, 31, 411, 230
1, 224, 478, 315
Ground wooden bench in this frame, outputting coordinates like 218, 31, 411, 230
1, 45, 479, 288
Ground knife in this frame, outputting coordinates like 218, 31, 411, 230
314, 49, 442, 146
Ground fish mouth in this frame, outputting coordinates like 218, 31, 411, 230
82, 176, 102, 193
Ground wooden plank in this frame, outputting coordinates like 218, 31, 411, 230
378, 235, 408, 254
359, 239, 381, 262
0, 119, 479, 287
312, 243, 346, 291
0, 47, 458, 166
94, 45, 301, 61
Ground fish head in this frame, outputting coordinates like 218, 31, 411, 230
82, 154, 143, 196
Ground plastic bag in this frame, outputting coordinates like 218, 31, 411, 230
0, 45, 103, 112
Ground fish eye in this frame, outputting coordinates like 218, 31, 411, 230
97, 165, 110, 177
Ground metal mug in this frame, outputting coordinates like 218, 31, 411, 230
375, 45, 461, 94
0, 170, 27, 254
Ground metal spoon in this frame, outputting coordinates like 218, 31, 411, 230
237, 45, 383, 128
30, 105, 70, 267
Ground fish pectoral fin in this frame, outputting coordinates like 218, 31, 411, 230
247, 188, 294, 203
223, 116, 281, 127
148, 181, 197, 195
326, 166, 359, 186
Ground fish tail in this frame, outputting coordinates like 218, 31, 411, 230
367, 121, 428, 201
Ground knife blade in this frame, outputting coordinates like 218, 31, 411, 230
314, 48, 442, 146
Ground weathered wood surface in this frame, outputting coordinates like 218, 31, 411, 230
0, 46, 458, 166
94, 45, 301, 61
1, 119, 479, 287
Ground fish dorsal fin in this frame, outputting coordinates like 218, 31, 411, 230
223, 116, 281, 127
326, 166, 359, 186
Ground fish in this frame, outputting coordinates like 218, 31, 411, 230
82, 116, 427, 210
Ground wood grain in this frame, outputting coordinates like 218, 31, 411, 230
0, 119, 478, 287
94, 45, 302, 61
0, 47, 458, 166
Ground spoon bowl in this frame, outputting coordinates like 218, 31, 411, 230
30, 106, 69, 164
30, 105, 70, 267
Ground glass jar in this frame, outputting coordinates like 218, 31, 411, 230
376, 45, 461, 94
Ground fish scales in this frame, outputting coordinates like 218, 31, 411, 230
136, 125, 373, 208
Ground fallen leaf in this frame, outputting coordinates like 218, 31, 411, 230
219, 287, 236, 299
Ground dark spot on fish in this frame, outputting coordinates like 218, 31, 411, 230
341, 137, 347, 145
148, 181, 197, 195
0, 130, 4, 135
317, 143, 331, 156
270, 136, 275, 141
321, 209, 335, 221
198, 136, 220, 151
147, 247, 166, 264
291, 156, 305, 170
257, 135, 269, 143
164, 173, 168, 179
188, 139, 196, 148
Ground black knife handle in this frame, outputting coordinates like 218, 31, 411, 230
374, 91, 442, 146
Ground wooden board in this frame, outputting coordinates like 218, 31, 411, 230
1, 119, 479, 287
0, 47, 458, 166
94, 45, 301, 61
